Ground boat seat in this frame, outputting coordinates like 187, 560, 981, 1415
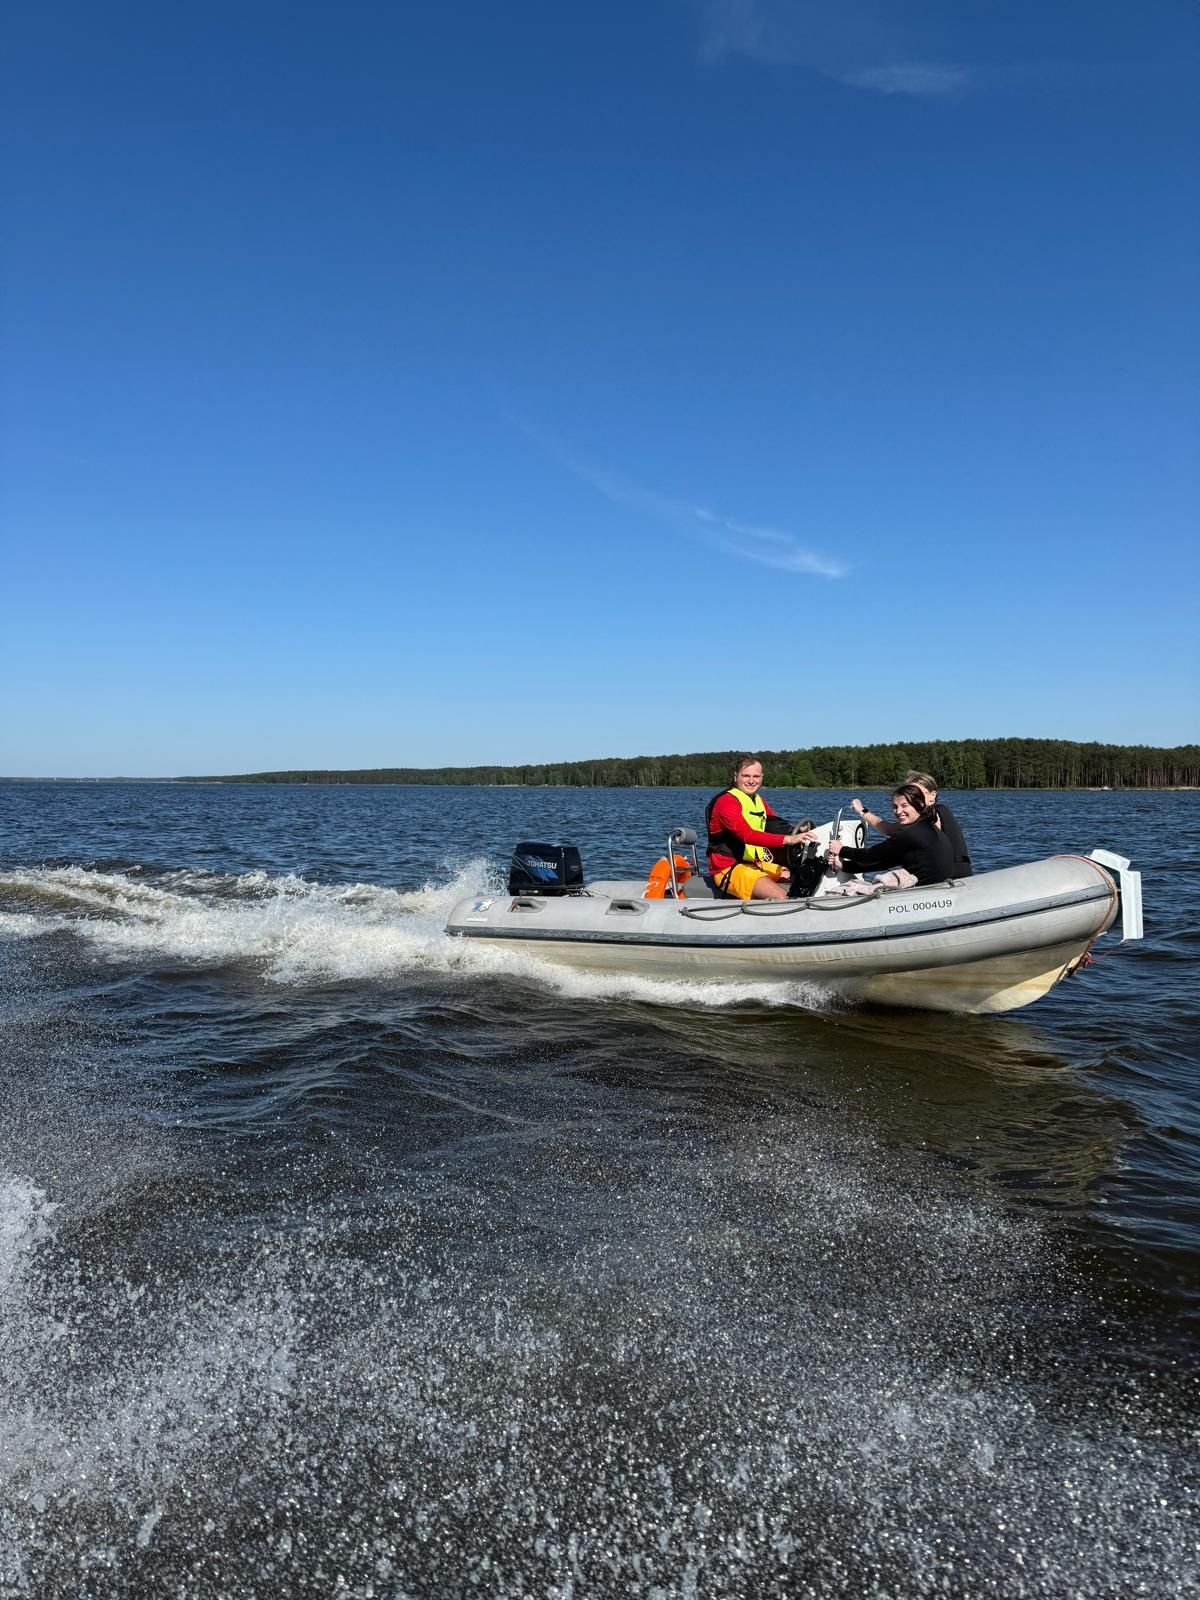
682, 874, 732, 900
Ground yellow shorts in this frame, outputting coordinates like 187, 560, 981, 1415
716, 861, 786, 901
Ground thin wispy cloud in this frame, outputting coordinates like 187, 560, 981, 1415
513, 418, 846, 580
700, 0, 771, 65
842, 62, 969, 98
698, 0, 972, 99
693, 509, 845, 577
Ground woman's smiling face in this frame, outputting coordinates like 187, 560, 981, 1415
892, 793, 921, 825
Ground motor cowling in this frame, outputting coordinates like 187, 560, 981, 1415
508, 842, 585, 897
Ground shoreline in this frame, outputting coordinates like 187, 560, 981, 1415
3, 778, 1197, 792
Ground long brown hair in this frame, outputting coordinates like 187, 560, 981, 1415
892, 782, 937, 823
904, 770, 938, 794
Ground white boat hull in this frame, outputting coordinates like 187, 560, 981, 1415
447, 853, 1136, 1014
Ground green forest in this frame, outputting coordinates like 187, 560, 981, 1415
187, 739, 1200, 789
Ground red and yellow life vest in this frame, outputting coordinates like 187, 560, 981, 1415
705, 786, 775, 865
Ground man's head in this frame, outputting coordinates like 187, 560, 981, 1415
732, 756, 764, 795
905, 770, 938, 803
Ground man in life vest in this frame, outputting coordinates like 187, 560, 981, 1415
706, 755, 816, 900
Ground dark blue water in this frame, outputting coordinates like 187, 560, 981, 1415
1, 783, 1197, 1598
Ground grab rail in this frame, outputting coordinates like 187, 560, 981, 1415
667, 827, 700, 899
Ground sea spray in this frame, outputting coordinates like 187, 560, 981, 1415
0, 862, 837, 1010
0, 1129, 1196, 1598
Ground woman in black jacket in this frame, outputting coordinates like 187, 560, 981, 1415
851, 769, 972, 877
826, 784, 954, 890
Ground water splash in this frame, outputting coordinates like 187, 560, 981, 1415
0, 1171, 300, 1594
0, 863, 836, 1011
0, 1130, 1195, 1598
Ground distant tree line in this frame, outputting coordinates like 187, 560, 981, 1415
183, 739, 1200, 789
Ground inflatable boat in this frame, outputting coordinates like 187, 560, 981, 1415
445, 819, 1143, 1014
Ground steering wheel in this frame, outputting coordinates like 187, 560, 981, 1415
780, 839, 810, 875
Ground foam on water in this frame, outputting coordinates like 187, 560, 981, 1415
1, 1118, 1195, 1599
0, 1171, 300, 1595
0, 863, 835, 1011
0, 1176, 59, 1303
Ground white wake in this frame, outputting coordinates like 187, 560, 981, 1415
0, 863, 834, 1010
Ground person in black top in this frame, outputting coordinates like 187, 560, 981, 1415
851, 769, 972, 877
827, 784, 954, 888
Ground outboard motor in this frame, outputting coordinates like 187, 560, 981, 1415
508, 842, 585, 897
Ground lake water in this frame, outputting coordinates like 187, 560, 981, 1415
1, 782, 1197, 1598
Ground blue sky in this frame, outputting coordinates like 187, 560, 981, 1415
3, 0, 1197, 776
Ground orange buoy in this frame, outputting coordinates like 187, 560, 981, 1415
643, 858, 671, 898
643, 854, 693, 899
